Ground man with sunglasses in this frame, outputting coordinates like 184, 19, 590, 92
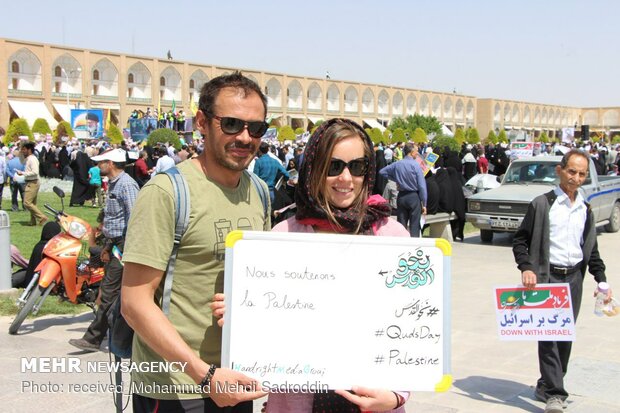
121, 72, 270, 413
378, 142, 428, 237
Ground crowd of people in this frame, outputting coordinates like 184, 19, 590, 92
129, 107, 188, 132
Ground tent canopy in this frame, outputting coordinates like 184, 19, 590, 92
363, 118, 386, 132
9, 100, 58, 129
52, 103, 76, 122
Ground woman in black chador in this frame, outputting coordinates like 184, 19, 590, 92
69, 150, 94, 206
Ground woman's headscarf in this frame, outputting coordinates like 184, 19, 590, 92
295, 118, 390, 233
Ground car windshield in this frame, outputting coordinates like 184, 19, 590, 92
504, 162, 559, 184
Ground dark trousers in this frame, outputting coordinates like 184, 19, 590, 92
133, 394, 252, 413
396, 191, 422, 237
83, 240, 124, 345
11, 181, 25, 210
536, 268, 584, 401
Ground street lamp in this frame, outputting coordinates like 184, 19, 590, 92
60, 67, 82, 108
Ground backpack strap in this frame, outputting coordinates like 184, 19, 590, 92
159, 168, 265, 315
161, 167, 190, 315
245, 170, 269, 221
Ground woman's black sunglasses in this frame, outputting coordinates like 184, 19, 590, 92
212, 115, 269, 139
328, 157, 369, 177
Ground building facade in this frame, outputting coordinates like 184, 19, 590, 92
1, 38, 617, 140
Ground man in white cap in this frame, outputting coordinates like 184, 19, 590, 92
69, 148, 139, 352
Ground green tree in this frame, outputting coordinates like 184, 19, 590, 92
391, 127, 407, 143
486, 129, 498, 144
107, 123, 124, 145
497, 129, 509, 144
388, 117, 408, 131
403, 114, 442, 135
3, 118, 33, 144
453, 128, 465, 146
147, 128, 181, 150
369, 128, 383, 144
32, 118, 52, 135
53, 121, 75, 144
278, 125, 296, 142
432, 135, 460, 153
538, 131, 549, 143
294, 127, 305, 135
466, 127, 480, 144
382, 128, 391, 143
412, 127, 427, 144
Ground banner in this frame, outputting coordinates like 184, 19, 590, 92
494, 284, 575, 341
71, 109, 104, 139
561, 128, 575, 144
128, 118, 156, 142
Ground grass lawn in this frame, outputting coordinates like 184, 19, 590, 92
8, 191, 101, 259
3, 190, 99, 317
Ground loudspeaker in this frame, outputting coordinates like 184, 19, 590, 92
581, 124, 590, 140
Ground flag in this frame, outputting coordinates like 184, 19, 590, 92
189, 94, 198, 116
172, 98, 176, 113
105, 109, 111, 130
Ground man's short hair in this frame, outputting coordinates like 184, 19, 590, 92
560, 149, 590, 169
22, 141, 35, 152
198, 71, 267, 119
259, 142, 270, 154
403, 143, 415, 156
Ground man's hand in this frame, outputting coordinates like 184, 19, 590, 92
422, 206, 427, 215
593, 286, 614, 304
522, 270, 537, 289
210, 293, 225, 327
208, 368, 266, 407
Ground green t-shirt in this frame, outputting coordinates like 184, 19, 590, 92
122, 160, 270, 399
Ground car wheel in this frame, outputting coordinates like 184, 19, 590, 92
480, 229, 494, 243
604, 202, 620, 233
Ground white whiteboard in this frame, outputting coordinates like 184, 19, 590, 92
222, 230, 452, 392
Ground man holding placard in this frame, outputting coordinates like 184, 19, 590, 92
512, 149, 611, 413
121, 73, 270, 412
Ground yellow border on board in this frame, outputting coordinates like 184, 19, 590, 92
435, 238, 452, 256
225, 230, 244, 248
435, 374, 453, 392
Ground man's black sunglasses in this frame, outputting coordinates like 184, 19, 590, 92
212, 115, 269, 139
328, 157, 369, 177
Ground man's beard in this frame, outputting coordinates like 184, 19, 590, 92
212, 140, 257, 171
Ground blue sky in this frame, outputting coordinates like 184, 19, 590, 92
2, 0, 618, 107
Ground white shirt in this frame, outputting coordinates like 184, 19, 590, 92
152, 155, 175, 177
549, 186, 586, 267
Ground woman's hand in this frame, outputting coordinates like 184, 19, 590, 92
210, 293, 226, 327
334, 386, 402, 411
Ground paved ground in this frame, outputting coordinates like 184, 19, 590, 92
1, 229, 619, 412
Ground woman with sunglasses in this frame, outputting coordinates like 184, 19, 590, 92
268, 119, 409, 412
213, 119, 410, 412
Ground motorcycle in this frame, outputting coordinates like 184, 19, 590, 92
9, 186, 105, 335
